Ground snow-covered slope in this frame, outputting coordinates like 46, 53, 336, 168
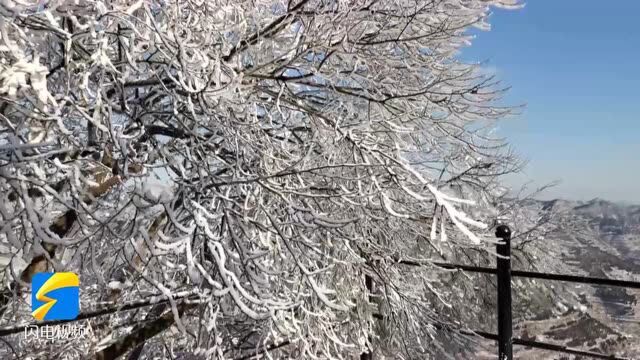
510, 198, 640, 358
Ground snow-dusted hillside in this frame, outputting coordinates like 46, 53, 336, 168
508, 198, 640, 358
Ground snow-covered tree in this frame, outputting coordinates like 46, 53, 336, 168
0, 0, 528, 358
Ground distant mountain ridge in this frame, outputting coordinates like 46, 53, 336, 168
540, 197, 640, 236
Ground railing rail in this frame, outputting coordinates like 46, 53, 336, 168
2, 227, 638, 359
397, 260, 640, 289
510, 269, 640, 289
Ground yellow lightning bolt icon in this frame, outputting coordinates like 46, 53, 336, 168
32, 273, 79, 321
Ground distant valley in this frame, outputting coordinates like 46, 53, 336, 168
510, 198, 640, 358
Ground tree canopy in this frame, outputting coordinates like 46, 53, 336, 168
0, 0, 533, 359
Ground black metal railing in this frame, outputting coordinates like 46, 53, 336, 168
394, 225, 639, 360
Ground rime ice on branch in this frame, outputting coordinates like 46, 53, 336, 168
0, 0, 525, 359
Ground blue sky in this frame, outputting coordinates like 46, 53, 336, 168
460, 1, 640, 203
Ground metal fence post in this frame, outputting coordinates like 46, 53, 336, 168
496, 225, 513, 360
360, 274, 373, 360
